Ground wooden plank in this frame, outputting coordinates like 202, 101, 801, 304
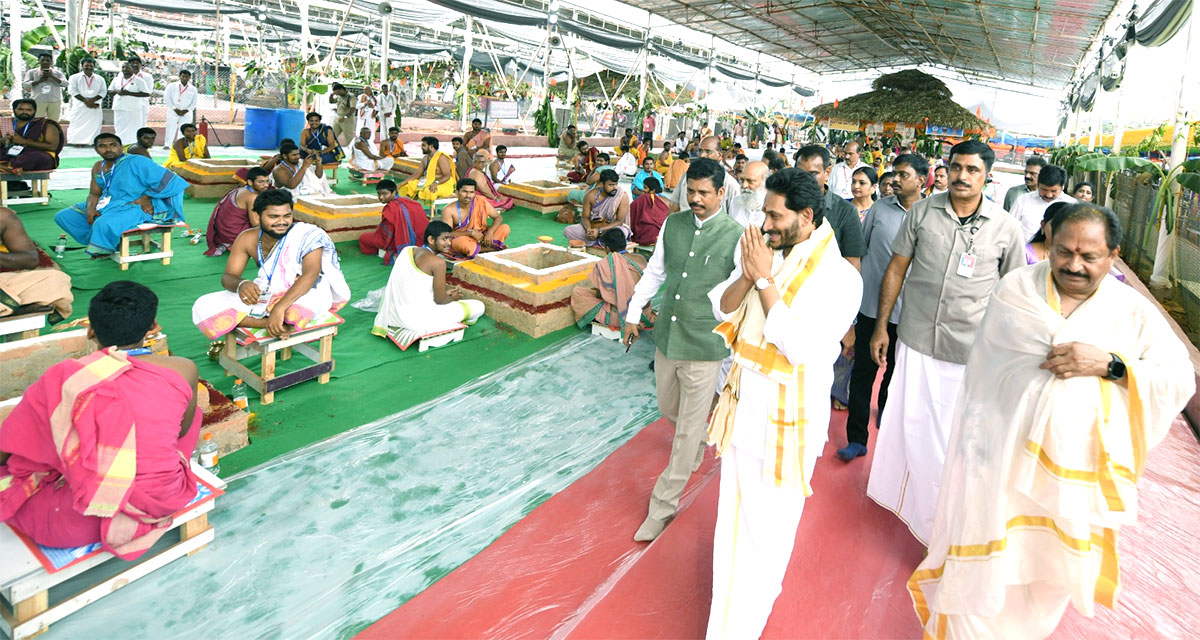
13, 590, 47, 623
318, 335, 333, 384
262, 361, 333, 393
217, 355, 263, 394
181, 514, 211, 557
161, 231, 172, 265
261, 349, 277, 405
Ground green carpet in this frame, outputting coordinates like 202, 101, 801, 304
11, 178, 578, 475
53, 149, 264, 171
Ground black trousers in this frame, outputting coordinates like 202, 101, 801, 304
846, 313, 898, 446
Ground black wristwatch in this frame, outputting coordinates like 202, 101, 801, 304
1104, 353, 1126, 381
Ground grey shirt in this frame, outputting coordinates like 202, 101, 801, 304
859, 195, 911, 323
22, 67, 68, 104
823, 191, 867, 258
889, 192, 1026, 364
1003, 183, 1029, 211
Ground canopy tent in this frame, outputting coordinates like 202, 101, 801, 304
810, 69, 989, 131
113, 0, 250, 14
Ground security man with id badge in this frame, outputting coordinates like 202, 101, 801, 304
862, 140, 1027, 545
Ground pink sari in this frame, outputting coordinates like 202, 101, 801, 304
0, 349, 201, 559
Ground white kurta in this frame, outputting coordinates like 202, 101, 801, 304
704, 231, 862, 640
356, 94, 377, 134
910, 261, 1195, 639
164, 81, 198, 144
350, 137, 396, 172
109, 74, 150, 146
1009, 189, 1077, 241
826, 161, 868, 200
136, 71, 154, 130
66, 72, 107, 145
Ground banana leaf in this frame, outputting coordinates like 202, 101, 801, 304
1175, 172, 1200, 194
1075, 154, 1157, 173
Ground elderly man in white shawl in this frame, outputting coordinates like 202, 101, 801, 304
909, 203, 1194, 639
193, 189, 351, 340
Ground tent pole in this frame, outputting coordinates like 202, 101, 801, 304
1110, 82, 1126, 155
566, 46, 575, 125
1088, 84, 1102, 151
460, 16, 473, 129
9, 0, 22, 100
638, 46, 647, 111
381, 17, 390, 87
705, 37, 716, 134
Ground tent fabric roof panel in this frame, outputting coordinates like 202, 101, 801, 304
620, 0, 1120, 88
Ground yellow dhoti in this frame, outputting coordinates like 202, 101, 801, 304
399, 150, 457, 202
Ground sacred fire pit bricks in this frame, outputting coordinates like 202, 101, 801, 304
293, 194, 384, 243
174, 158, 263, 199
499, 180, 574, 214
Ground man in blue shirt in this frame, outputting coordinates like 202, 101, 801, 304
631, 156, 664, 197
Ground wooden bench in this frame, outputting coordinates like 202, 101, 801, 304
322, 163, 341, 185
0, 172, 51, 208
0, 463, 224, 640
0, 310, 51, 343
218, 316, 342, 405
112, 224, 177, 271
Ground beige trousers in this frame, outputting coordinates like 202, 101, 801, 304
35, 101, 61, 121
333, 116, 356, 148
646, 350, 722, 523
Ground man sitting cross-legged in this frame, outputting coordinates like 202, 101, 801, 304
468, 151, 514, 211
0, 98, 63, 174
204, 166, 271, 257
163, 122, 210, 169
397, 136, 456, 207
564, 169, 630, 247
371, 220, 485, 345
440, 178, 510, 259
349, 126, 396, 173
192, 188, 351, 340
632, 156, 665, 197
570, 227, 653, 329
272, 139, 332, 198
0, 206, 73, 321
54, 133, 189, 257
379, 126, 407, 162
358, 179, 429, 265
0, 281, 201, 560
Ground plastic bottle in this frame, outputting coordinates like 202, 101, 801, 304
53, 234, 67, 259
199, 433, 220, 475
190, 230, 204, 245
231, 379, 249, 409
178, 224, 191, 239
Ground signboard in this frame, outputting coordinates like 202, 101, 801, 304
825, 118, 859, 132
486, 99, 521, 120
927, 124, 964, 137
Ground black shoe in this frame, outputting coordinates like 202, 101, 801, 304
8, 181, 30, 192
648, 360, 655, 371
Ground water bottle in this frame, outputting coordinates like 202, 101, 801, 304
190, 230, 204, 245
178, 224, 191, 239
198, 433, 220, 475
53, 234, 67, 259
231, 379, 248, 409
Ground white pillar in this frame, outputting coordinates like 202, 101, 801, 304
66, 0, 83, 48
380, 18, 390, 86
300, 0, 310, 62
637, 47, 647, 111
1110, 83, 1127, 154
460, 16, 473, 129
1150, 5, 1200, 288
9, 0, 23, 100
221, 15, 231, 63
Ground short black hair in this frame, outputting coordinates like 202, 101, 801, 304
94, 132, 121, 146
735, 154, 748, 162
179, 69, 191, 76
331, 82, 345, 91
89, 281, 157, 348
38, 52, 52, 60
452, 136, 464, 145
934, 165, 948, 175
127, 55, 142, 63
1050, 202, 1122, 251
496, 145, 507, 152
280, 140, 299, 155
795, 145, 831, 172
892, 153, 929, 178
424, 220, 452, 245
600, 228, 628, 252
1026, 155, 1048, 169
246, 167, 270, 182
180, 123, 197, 133
421, 136, 440, 149
306, 112, 322, 121
472, 118, 482, 125
11, 98, 36, 111
577, 140, 588, 150
599, 169, 620, 183
137, 127, 156, 139
767, 154, 786, 172
642, 176, 662, 193
1038, 165, 1068, 188
948, 139, 995, 171
596, 152, 610, 162
376, 178, 397, 192
765, 168, 825, 227
686, 157, 725, 190
456, 177, 477, 190
253, 188, 293, 214
81, 58, 95, 66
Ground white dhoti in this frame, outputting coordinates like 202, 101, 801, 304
706, 445, 813, 640
351, 156, 395, 173
165, 109, 195, 145
113, 109, 143, 148
356, 116, 377, 135
67, 104, 103, 145
866, 340, 966, 544
192, 285, 335, 340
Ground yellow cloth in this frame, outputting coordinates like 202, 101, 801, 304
163, 134, 207, 168
398, 150, 457, 201
709, 222, 836, 491
654, 152, 672, 174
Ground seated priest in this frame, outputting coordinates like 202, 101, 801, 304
439, 178, 510, 259
125, 127, 155, 159
468, 152, 514, 211
570, 227, 653, 330
663, 150, 690, 191
271, 139, 332, 197
192, 188, 350, 340
204, 166, 272, 257
358, 179, 429, 265
379, 126, 407, 161
349, 126, 396, 173
163, 122, 210, 169
370, 220, 485, 344
0, 98, 63, 174
564, 169, 630, 247
54, 133, 189, 257
0, 206, 72, 321
300, 112, 342, 164
631, 156, 665, 197
489, 145, 515, 184
615, 145, 639, 177
0, 281, 201, 560
557, 124, 579, 164
566, 141, 598, 183
397, 136, 456, 205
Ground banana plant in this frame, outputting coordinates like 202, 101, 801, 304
534, 94, 558, 147
799, 119, 825, 143
1076, 154, 1200, 235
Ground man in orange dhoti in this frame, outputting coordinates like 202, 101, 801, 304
379, 127, 407, 161
0, 281, 201, 560
571, 228, 652, 329
440, 178, 510, 259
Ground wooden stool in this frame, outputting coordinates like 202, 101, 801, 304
429, 196, 456, 219
112, 224, 176, 271
0, 172, 51, 208
0, 464, 224, 640
348, 168, 386, 186
218, 320, 340, 405
322, 163, 340, 185
0, 310, 50, 343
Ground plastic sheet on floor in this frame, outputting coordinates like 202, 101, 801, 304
40, 332, 659, 639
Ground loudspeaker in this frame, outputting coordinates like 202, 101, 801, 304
379, 2, 392, 15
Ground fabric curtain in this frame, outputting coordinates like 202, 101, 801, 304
1134, 0, 1193, 47
113, 0, 249, 14
425, 0, 546, 27
559, 19, 643, 51
649, 42, 709, 70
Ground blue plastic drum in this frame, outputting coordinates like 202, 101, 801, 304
243, 107, 279, 150
275, 109, 306, 148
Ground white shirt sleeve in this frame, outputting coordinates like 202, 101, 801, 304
68, 73, 81, 97
625, 222, 671, 325
164, 82, 178, 109
1010, 196, 1040, 242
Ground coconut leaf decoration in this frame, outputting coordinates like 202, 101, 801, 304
810, 69, 987, 131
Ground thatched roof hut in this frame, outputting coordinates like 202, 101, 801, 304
810, 70, 988, 131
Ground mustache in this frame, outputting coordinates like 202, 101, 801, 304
951, 181, 971, 187
1058, 268, 1088, 278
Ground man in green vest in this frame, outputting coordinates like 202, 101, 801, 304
623, 158, 744, 542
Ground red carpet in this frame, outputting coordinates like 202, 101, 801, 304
361, 405, 1200, 639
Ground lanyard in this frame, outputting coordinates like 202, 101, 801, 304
118, 347, 152, 356
256, 230, 287, 292
280, 160, 299, 178
99, 159, 116, 192
16, 119, 32, 138
82, 73, 94, 89
455, 198, 476, 230
178, 82, 189, 98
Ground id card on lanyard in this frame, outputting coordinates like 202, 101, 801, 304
251, 232, 285, 317
956, 212, 982, 278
